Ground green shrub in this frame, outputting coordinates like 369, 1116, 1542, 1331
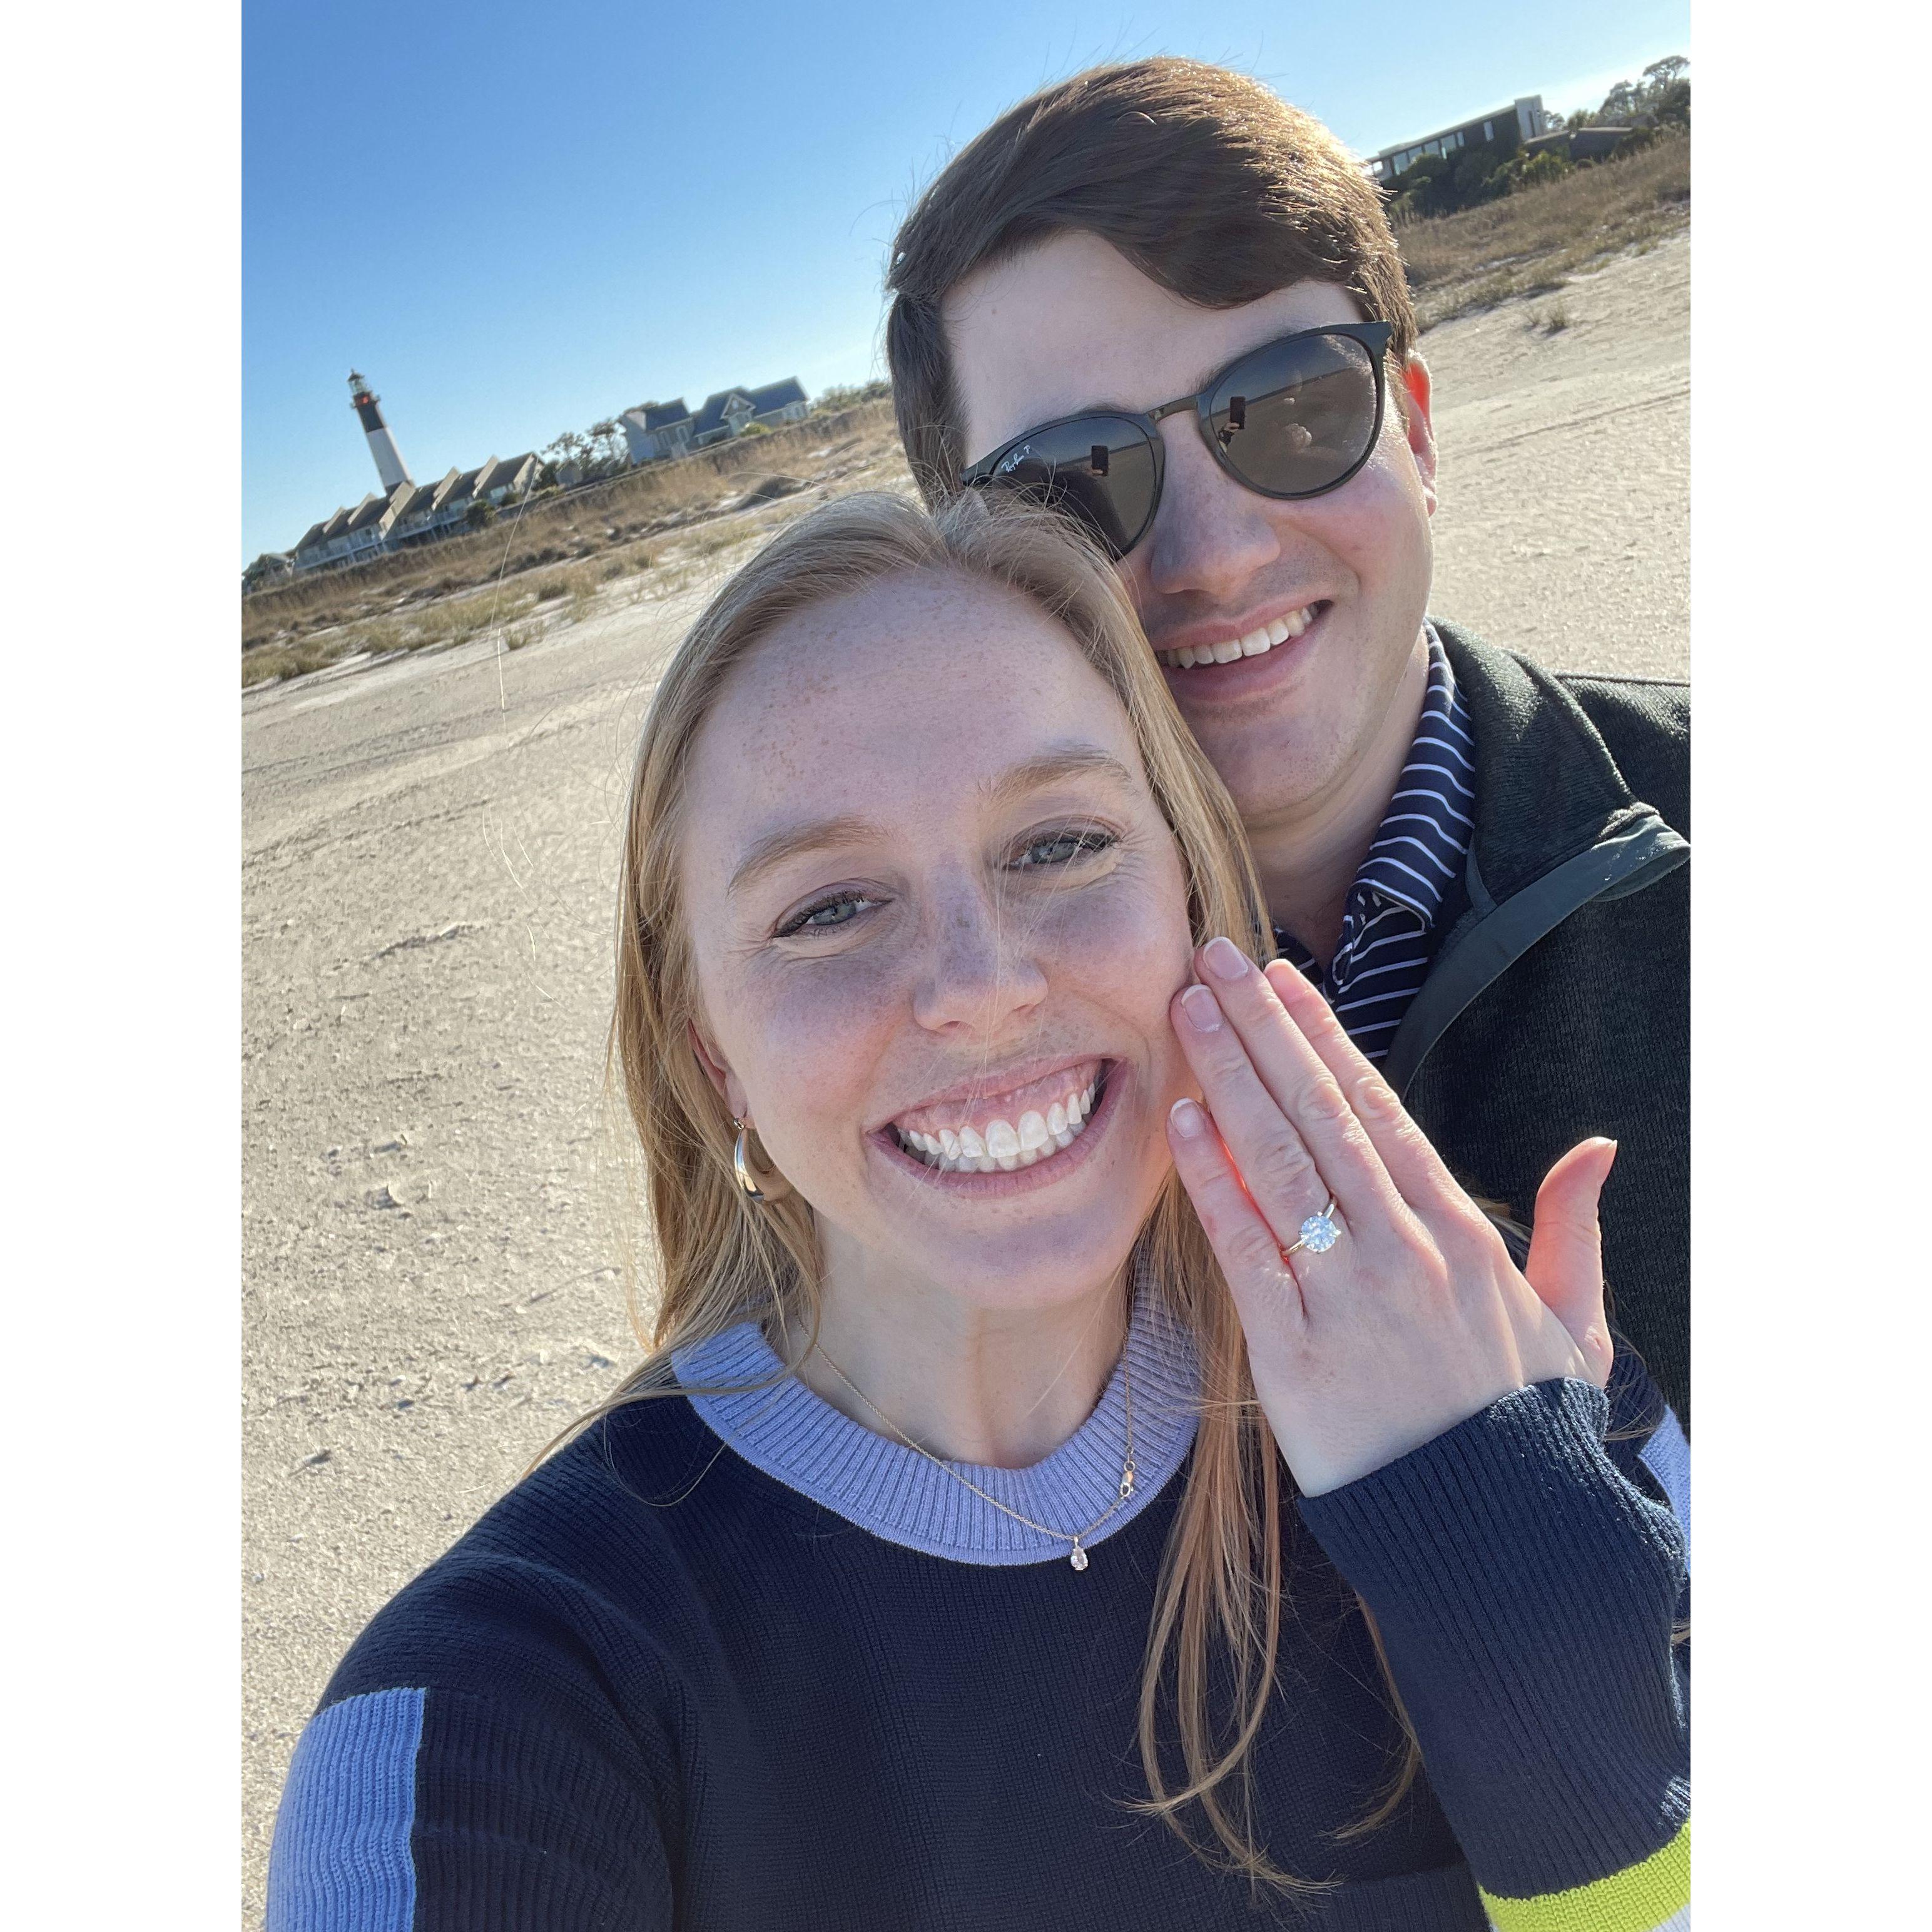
1507, 150, 1573, 195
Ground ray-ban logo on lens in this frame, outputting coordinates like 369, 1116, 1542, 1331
997, 444, 1034, 476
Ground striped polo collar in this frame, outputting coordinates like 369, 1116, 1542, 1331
670, 1278, 1199, 1567
1274, 624, 1474, 951
1351, 628, 1473, 923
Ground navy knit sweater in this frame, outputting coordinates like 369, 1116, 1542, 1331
266, 1296, 1690, 1931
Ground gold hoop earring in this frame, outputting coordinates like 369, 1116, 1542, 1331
731, 1118, 790, 1203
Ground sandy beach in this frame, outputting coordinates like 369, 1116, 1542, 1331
240, 230, 1688, 1921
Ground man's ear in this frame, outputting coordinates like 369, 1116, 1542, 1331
1400, 352, 1438, 514
688, 1020, 747, 1120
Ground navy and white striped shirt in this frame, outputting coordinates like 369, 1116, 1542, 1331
1274, 628, 1476, 1063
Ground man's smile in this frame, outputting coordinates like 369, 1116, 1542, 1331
1152, 597, 1332, 671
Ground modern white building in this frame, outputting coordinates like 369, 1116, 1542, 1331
1366, 96, 1554, 186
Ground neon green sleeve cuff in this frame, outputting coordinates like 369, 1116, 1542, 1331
1482, 1821, 1689, 1932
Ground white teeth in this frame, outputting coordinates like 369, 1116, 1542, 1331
1159, 606, 1322, 671
895, 1069, 1105, 1175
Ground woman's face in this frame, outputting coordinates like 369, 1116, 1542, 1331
679, 567, 1197, 1314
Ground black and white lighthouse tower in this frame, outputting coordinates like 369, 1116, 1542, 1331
348, 370, 412, 492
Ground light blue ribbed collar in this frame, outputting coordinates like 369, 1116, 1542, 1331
671, 1284, 1199, 1566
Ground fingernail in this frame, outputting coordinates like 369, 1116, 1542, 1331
1204, 935, 1247, 982
1169, 1097, 1207, 1139
1180, 985, 1222, 1032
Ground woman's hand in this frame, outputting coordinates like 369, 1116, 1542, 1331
1166, 936, 1618, 1497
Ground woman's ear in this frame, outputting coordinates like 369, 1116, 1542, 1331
688, 1021, 747, 1119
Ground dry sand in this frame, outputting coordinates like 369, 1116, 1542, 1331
240, 230, 1688, 1921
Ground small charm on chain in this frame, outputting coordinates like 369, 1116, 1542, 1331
1069, 1541, 1089, 1572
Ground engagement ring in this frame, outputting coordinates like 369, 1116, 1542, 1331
1282, 1197, 1341, 1258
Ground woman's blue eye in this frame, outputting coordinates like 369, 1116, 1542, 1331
1015, 828, 1117, 870
776, 892, 879, 938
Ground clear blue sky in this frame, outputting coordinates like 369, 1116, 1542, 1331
242, 0, 1689, 564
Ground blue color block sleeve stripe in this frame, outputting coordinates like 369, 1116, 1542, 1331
265, 1686, 424, 1932
1638, 1407, 1690, 1567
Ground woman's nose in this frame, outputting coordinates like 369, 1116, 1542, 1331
909, 883, 1050, 1037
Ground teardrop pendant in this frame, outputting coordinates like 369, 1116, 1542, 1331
1069, 1543, 1089, 1572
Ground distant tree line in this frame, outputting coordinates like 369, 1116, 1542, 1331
1561, 57, 1689, 135
811, 378, 892, 414
539, 418, 627, 487
1386, 56, 1688, 223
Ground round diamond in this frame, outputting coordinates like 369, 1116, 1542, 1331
1298, 1213, 1339, 1254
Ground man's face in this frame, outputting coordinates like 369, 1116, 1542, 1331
945, 231, 1439, 830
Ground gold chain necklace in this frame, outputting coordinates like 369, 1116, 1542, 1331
814, 1345, 1137, 1572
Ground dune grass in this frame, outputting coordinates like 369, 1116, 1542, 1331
1398, 131, 1689, 328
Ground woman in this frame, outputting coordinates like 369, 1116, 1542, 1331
266, 492, 1689, 1930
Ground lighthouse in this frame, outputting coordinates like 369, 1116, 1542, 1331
348, 370, 412, 492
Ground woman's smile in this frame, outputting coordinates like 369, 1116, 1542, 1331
874, 1054, 1119, 1191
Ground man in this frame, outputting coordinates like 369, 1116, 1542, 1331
885, 58, 1690, 1424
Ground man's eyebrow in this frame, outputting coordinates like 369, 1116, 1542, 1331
982, 746, 1142, 810
727, 813, 882, 897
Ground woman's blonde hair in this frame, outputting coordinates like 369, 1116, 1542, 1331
581, 487, 1415, 1891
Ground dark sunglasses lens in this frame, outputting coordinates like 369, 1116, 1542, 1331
1206, 333, 1381, 496
977, 414, 1157, 557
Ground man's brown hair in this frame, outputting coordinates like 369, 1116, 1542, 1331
886, 56, 1416, 506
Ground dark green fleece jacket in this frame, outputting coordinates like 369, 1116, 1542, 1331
1394, 621, 1690, 1425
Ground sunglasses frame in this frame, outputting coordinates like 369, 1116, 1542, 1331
959, 320, 1396, 559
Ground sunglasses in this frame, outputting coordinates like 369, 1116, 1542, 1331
960, 321, 1394, 561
